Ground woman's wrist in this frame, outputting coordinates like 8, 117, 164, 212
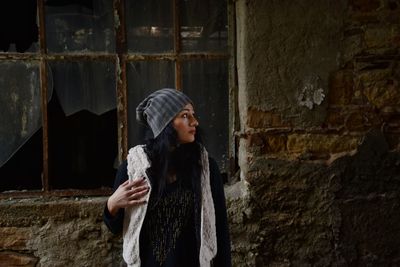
107, 196, 119, 217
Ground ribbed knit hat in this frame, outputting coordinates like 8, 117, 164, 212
136, 88, 193, 138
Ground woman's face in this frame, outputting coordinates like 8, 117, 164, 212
173, 103, 199, 144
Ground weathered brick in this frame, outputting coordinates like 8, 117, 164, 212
263, 135, 288, 154
325, 110, 345, 129
247, 133, 288, 154
247, 108, 289, 129
385, 133, 400, 149
0, 227, 31, 250
345, 112, 365, 131
364, 26, 398, 49
363, 81, 400, 108
0, 252, 38, 267
344, 111, 382, 131
349, 0, 381, 12
287, 134, 360, 154
387, 0, 399, 10
328, 70, 355, 105
357, 66, 392, 83
350, 12, 380, 24
248, 133, 264, 147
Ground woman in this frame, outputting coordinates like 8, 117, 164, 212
103, 88, 231, 267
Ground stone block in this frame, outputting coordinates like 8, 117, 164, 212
0, 252, 38, 267
363, 80, 400, 109
287, 134, 360, 154
325, 109, 346, 129
339, 197, 400, 265
247, 133, 288, 154
349, 0, 381, 12
328, 70, 355, 105
345, 110, 382, 131
247, 108, 290, 129
364, 25, 398, 49
0, 227, 31, 250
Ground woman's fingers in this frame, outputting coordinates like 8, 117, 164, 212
127, 187, 149, 201
112, 178, 149, 208
129, 178, 146, 187
127, 197, 147, 206
121, 178, 146, 190
129, 185, 148, 194
121, 179, 130, 187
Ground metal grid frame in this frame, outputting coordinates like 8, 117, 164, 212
0, 0, 233, 199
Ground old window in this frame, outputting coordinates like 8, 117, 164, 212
0, 0, 231, 197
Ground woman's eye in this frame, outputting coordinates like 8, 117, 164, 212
182, 114, 188, 118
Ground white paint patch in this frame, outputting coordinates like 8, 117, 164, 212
297, 75, 325, 109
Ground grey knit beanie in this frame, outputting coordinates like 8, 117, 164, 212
136, 88, 193, 138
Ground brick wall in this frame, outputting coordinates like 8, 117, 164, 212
230, 0, 400, 266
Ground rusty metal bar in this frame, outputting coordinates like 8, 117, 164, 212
114, 0, 129, 162
0, 53, 40, 60
228, 0, 238, 180
45, 53, 116, 61
37, 0, 47, 55
0, 188, 113, 199
173, 0, 182, 90
37, 0, 50, 191
0, 52, 229, 62
39, 60, 49, 192
0, 53, 115, 61
125, 52, 229, 62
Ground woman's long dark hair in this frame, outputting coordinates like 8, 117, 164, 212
144, 123, 205, 200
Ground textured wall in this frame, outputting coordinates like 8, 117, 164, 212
0, 198, 122, 267
231, 0, 400, 266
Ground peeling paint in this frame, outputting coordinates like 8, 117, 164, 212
114, 10, 120, 30
10, 92, 19, 111
21, 106, 28, 137
297, 75, 325, 109
116, 56, 122, 85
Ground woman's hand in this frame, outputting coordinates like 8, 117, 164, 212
107, 178, 150, 217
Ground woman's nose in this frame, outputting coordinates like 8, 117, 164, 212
191, 117, 199, 127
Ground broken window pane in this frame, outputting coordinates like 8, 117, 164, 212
45, 0, 115, 53
125, 0, 173, 53
127, 61, 175, 146
181, 0, 227, 52
48, 61, 117, 189
0, 61, 42, 191
182, 60, 228, 172
0, 1, 38, 53
49, 61, 116, 116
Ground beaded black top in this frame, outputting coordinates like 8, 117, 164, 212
139, 180, 199, 267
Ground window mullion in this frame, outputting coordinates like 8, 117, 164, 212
114, 0, 129, 162
173, 0, 182, 90
38, 0, 50, 191
228, 0, 239, 179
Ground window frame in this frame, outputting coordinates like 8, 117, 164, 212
0, 0, 235, 198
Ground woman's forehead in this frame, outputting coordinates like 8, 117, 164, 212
180, 103, 194, 112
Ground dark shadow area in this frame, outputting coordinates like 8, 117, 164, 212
0, 130, 43, 192
48, 93, 117, 189
0, 0, 38, 52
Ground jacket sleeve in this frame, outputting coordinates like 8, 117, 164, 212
103, 160, 129, 235
209, 157, 232, 267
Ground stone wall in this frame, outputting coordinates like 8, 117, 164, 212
231, 0, 400, 266
0, 197, 122, 267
